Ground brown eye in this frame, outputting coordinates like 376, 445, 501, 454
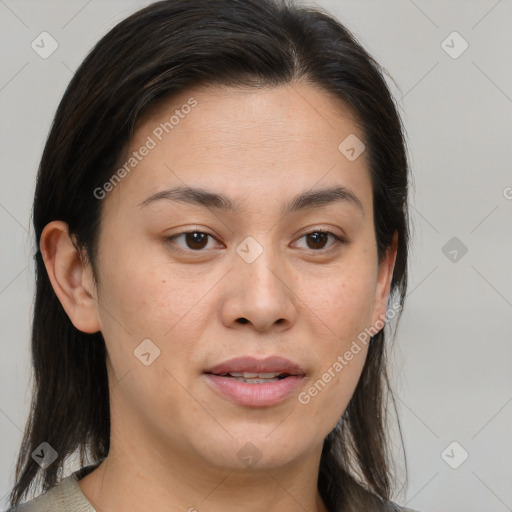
168, 231, 218, 252
306, 232, 329, 249
184, 232, 208, 250
293, 230, 344, 252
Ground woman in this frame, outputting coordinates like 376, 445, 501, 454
7, 0, 415, 510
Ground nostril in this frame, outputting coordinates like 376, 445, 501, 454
237, 318, 249, 324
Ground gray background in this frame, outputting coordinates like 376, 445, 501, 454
1, 0, 511, 510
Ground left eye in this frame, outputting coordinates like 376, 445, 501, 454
168, 231, 219, 251
293, 231, 344, 251
167, 229, 344, 253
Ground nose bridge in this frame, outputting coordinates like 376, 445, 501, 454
236, 234, 283, 294
229, 233, 297, 329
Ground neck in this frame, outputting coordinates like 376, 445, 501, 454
78, 438, 328, 512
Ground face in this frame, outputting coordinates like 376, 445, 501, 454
61, 82, 396, 473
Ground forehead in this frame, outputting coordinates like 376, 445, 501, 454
137, 81, 363, 148
103, 81, 372, 215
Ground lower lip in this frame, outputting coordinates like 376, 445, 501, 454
204, 374, 305, 407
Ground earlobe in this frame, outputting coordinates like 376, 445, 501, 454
40, 221, 101, 334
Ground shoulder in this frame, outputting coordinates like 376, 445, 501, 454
5, 464, 99, 512
5, 477, 70, 512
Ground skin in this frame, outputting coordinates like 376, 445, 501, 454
40, 81, 397, 512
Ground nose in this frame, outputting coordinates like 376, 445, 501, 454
220, 242, 298, 333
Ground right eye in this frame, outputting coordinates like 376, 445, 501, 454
166, 230, 222, 252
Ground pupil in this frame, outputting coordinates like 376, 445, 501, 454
186, 232, 207, 250
308, 232, 327, 249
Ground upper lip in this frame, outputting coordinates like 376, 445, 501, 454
205, 356, 306, 376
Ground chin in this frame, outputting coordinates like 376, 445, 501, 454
191, 427, 314, 471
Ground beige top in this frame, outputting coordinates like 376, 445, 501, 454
9, 463, 420, 511
8, 463, 99, 512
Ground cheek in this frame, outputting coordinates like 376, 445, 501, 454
301, 260, 377, 342
297, 339, 369, 439
95, 248, 222, 380
97, 242, 203, 333
295, 256, 376, 427
97, 255, 209, 428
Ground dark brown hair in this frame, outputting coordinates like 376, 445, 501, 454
9, 0, 410, 510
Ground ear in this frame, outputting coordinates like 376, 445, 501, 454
370, 231, 398, 329
40, 220, 101, 334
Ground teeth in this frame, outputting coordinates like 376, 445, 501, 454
232, 377, 280, 383
239, 372, 281, 378
220, 371, 290, 381
243, 371, 281, 378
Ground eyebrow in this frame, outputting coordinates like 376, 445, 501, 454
138, 184, 364, 216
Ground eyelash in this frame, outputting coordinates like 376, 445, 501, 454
166, 228, 346, 254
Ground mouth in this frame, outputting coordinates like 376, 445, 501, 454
208, 371, 292, 383
203, 356, 306, 407
205, 355, 305, 377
